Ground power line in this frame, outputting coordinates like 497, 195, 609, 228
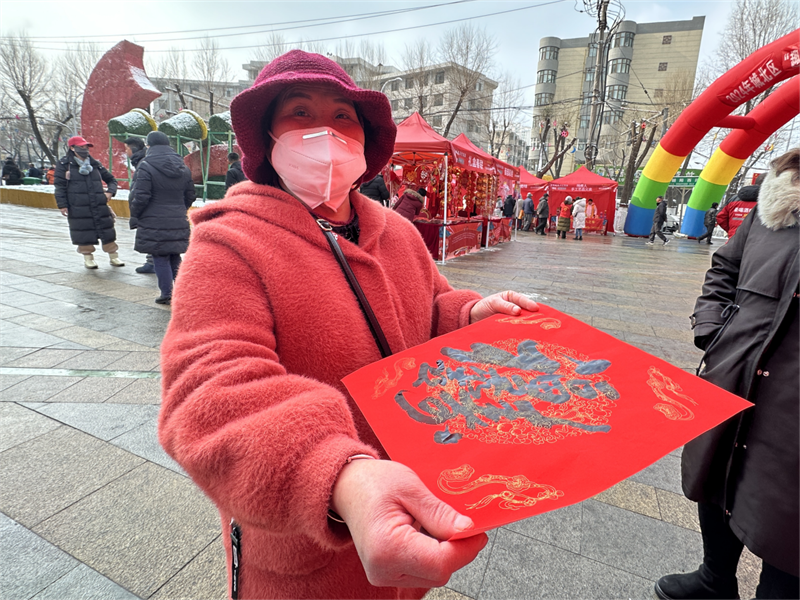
19, 0, 478, 43
6, 0, 568, 53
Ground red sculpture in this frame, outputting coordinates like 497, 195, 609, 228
80, 41, 161, 186
184, 144, 242, 183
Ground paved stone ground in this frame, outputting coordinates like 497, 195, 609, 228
0, 203, 761, 600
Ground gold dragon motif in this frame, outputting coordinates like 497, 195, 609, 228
647, 366, 697, 421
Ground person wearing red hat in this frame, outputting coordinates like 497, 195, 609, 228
157, 50, 538, 599
55, 136, 123, 268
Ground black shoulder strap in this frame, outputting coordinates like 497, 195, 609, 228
314, 217, 393, 359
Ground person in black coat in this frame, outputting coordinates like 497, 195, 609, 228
225, 152, 247, 190
697, 202, 719, 244
124, 137, 155, 274
359, 173, 390, 206
646, 196, 670, 245
27, 163, 44, 180
656, 149, 799, 600
535, 193, 550, 235
54, 136, 123, 269
2, 157, 23, 186
130, 131, 196, 305
502, 195, 515, 218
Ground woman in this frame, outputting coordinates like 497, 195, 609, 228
556, 196, 573, 239
656, 149, 799, 600
158, 50, 537, 600
54, 136, 123, 269
572, 196, 586, 240
585, 198, 598, 220
393, 187, 426, 222
2, 157, 23, 185
129, 131, 196, 305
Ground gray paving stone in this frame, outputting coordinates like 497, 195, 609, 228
150, 537, 226, 600
447, 528, 497, 598
106, 378, 162, 405
0, 303, 29, 319
33, 462, 221, 599
36, 402, 159, 441
103, 351, 160, 372
52, 350, 129, 370
0, 375, 83, 403
503, 503, 583, 554
0, 373, 29, 391
629, 454, 684, 495
428, 588, 471, 600
111, 421, 185, 474
0, 323, 69, 348
0, 403, 61, 452
0, 346, 37, 365
0, 427, 144, 527
479, 528, 654, 600
0, 512, 79, 600
580, 499, 702, 581
0, 289, 53, 309
44, 377, 134, 404
30, 564, 139, 600
4, 348, 84, 368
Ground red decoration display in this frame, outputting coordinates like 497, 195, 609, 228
343, 306, 751, 538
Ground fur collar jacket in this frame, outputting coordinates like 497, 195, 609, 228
158, 182, 481, 599
757, 168, 799, 231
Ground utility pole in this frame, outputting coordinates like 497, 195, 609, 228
585, 0, 609, 171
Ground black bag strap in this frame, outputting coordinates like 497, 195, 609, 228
313, 217, 393, 359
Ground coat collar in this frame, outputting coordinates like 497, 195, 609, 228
190, 182, 387, 257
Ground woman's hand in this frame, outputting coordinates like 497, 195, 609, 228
105, 192, 113, 201
60, 208, 68, 217
470, 290, 539, 324
331, 459, 488, 588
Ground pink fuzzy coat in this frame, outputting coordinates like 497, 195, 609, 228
158, 182, 482, 599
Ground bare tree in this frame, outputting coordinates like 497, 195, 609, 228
714, 0, 798, 112
49, 42, 100, 156
401, 39, 435, 115
0, 33, 55, 163
486, 72, 524, 158
252, 32, 291, 64
193, 36, 232, 116
356, 40, 387, 90
437, 23, 497, 138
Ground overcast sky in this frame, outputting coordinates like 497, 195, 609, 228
2, 0, 735, 119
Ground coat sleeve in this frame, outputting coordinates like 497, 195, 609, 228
225, 168, 236, 190
692, 209, 754, 340
129, 165, 152, 220
54, 161, 69, 209
377, 176, 390, 201
716, 203, 731, 232
97, 163, 118, 196
184, 171, 197, 208
158, 226, 379, 548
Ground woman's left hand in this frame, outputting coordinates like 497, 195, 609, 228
470, 290, 539, 324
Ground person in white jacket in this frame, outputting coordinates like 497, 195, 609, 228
572, 196, 586, 240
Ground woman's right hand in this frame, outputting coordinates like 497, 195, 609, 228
331, 459, 488, 588
60, 208, 68, 216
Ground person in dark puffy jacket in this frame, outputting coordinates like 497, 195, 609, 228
697, 202, 719, 244
27, 163, 44, 179
54, 136, 122, 269
716, 185, 759, 238
2, 157, 23, 186
130, 131, 196, 305
393, 187, 426, 221
646, 196, 669, 245
502, 194, 515, 218
225, 152, 247, 190
359, 173, 390, 206
124, 137, 155, 274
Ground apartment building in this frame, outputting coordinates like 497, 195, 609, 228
149, 77, 247, 120
531, 16, 704, 174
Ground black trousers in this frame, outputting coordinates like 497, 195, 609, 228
699, 502, 799, 599
649, 222, 667, 242
698, 224, 715, 243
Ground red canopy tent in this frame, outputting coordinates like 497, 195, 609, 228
519, 167, 548, 206
547, 166, 618, 235
393, 112, 452, 161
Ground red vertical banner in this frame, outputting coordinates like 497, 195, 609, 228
342, 306, 751, 538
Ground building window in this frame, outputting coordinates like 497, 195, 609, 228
405, 78, 413, 89
534, 93, 554, 107
469, 99, 480, 109
467, 121, 476, 133
653, 89, 664, 99
607, 85, 628, 100
475, 80, 484, 91
404, 98, 413, 109
612, 31, 635, 48
391, 99, 399, 110
662, 35, 672, 45
537, 69, 557, 84
420, 96, 427, 108
658, 62, 668, 72
582, 92, 592, 105
608, 58, 631, 74
603, 110, 624, 125
390, 80, 400, 92
584, 68, 595, 82
435, 71, 445, 84
432, 115, 443, 127
579, 115, 590, 129
539, 46, 559, 61
588, 43, 598, 58
433, 93, 443, 106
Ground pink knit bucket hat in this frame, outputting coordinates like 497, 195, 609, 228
230, 50, 397, 186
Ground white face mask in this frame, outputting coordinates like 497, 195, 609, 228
270, 127, 367, 211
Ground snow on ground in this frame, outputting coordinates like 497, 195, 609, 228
5, 184, 130, 200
